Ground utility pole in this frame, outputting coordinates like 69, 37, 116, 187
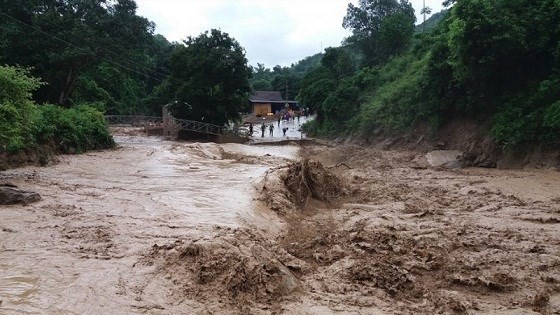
423, 0, 426, 32
421, 0, 432, 33
285, 80, 289, 109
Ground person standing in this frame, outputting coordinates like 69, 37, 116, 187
261, 123, 266, 137
249, 123, 253, 136
269, 124, 274, 136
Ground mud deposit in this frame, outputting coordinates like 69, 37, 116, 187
1, 130, 560, 314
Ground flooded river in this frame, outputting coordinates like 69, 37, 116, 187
0, 134, 298, 314
2, 131, 560, 315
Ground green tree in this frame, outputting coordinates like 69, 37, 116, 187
298, 47, 357, 124
251, 79, 272, 91
322, 78, 360, 123
249, 63, 273, 90
138, 34, 178, 116
342, 0, 416, 66
0, 65, 113, 155
165, 29, 251, 126
291, 53, 323, 75
0, 66, 42, 152
0, 0, 154, 106
298, 66, 337, 121
446, 0, 560, 114
71, 62, 146, 114
248, 54, 324, 100
271, 66, 301, 100
321, 47, 357, 79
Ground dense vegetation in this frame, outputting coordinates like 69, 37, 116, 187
300, 0, 560, 150
0, 0, 168, 114
248, 53, 324, 101
0, 65, 113, 160
158, 30, 251, 126
0, 1, 252, 161
0, 0, 161, 160
2, 0, 559, 163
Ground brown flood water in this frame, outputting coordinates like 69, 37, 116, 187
2, 131, 560, 315
0, 134, 298, 314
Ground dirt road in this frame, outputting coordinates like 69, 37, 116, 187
1, 130, 559, 314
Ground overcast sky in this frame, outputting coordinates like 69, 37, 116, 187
135, 0, 445, 68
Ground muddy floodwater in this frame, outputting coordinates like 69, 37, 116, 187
0, 133, 297, 314
1, 130, 560, 314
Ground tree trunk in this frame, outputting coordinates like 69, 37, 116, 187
58, 66, 78, 107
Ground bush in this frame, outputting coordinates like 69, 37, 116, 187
491, 77, 560, 149
0, 65, 114, 158
0, 66, 42, 153
354, 52, 434, 135
33, 104, 114, 153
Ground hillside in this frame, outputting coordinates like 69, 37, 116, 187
415, 9, 449, 33
299, 0, 560, 168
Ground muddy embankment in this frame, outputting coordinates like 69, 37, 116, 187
258, 145, 560, 314
1, 128, 560, 314
341, 120, 560, 170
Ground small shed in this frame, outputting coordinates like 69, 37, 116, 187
249, 91, 297, 116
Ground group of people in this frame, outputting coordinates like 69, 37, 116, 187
280, 110, 303, 124
246, 109, 311, 138
247, 121, 290, 138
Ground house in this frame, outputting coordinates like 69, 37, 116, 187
249, 90, 298, 116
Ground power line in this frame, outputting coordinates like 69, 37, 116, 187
10, 10, 173, 81
0, 11, 213, 91
0, 11, 170, 83
0, 11, 249, 96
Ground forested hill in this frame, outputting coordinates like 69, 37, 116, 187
298, 0, 560, 161
415, 9, 449, 33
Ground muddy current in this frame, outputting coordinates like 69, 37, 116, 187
1, 130, 560, 314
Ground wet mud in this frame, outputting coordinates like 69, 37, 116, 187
1, 129, 560, 314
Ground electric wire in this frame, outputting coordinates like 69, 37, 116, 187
0, 11, 212, 91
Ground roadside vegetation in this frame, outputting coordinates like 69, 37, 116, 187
299, 0, 560, 150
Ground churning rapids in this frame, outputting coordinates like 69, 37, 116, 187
0, 131, 298, 314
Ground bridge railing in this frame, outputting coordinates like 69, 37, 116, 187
172, 118, 223, 135
105, 115, 228, 136
105, 115, 163, 126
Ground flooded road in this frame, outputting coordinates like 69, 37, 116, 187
0, 133, 298, 314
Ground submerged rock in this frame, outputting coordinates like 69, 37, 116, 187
0, 185, 41, 205
425, 150, 463, 168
